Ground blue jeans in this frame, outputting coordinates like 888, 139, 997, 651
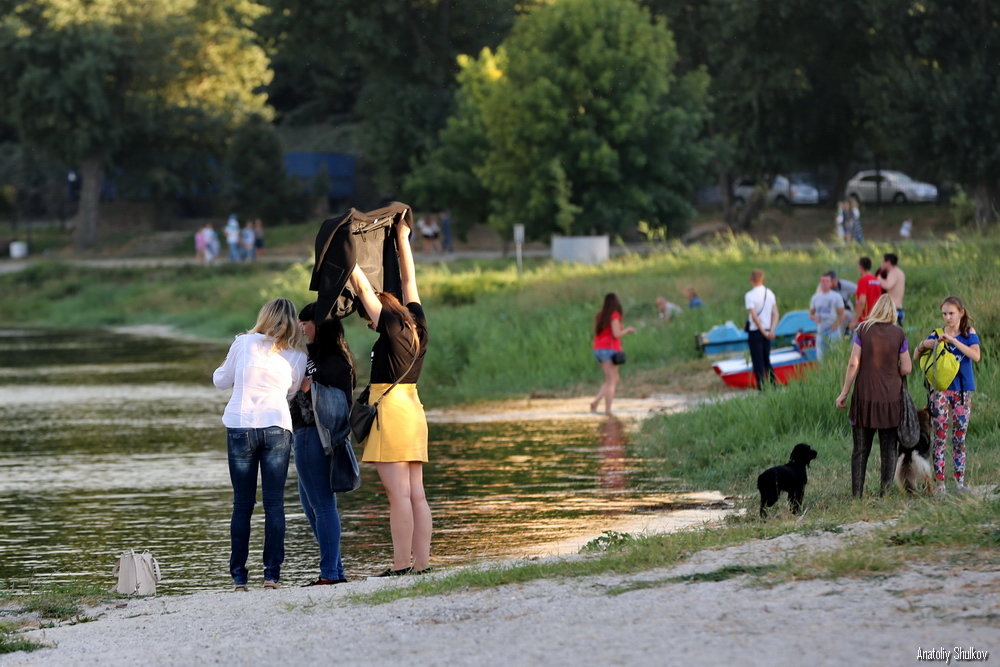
593, 348, 616, 363
294, 426, 345, 580
816, 326, 841, 360
227, 426, 292, 585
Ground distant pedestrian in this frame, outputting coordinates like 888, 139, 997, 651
240, 221, 256, 262
203, 223, 220, 265
254, 218, 265, 257
900, 218, 913, 240
439, 210, 453, 253
225, 215, 241, 262
744, 269, 779, 389
194, 225, 207, 262
835, 201, 849, 244
849, 196, 863, 242
416, 215, 440, 254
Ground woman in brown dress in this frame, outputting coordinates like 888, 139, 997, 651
835, 294, 912, 496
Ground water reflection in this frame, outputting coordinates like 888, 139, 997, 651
0, 328, 719, 595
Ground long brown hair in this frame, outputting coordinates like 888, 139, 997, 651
377, 291, 421, 352
299, 302, 355, 388
941, 296, 974, 336
594, 293, 623, 335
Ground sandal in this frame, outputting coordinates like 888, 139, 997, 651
233, 584, 249, 592
372, 567, 412, 577
263, 580, 281, 589
303, 577, 348, 586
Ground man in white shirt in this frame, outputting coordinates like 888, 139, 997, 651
745, 269, 779, 390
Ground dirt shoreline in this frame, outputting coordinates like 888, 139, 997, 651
5, 520, 998, 666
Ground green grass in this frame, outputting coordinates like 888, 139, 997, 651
0, 582, 112, 621
0, 622, 45, 654
0, 583, 114, 654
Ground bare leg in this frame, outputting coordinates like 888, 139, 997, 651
408, 463, 432, 570
592, 360, 619, 413
376, 462, 414, 570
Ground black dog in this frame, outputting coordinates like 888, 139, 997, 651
757, 443, 818, 518
895, 408, 934, 494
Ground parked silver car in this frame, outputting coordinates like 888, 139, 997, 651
733, 174, 819, 206
845, 170, 938, 204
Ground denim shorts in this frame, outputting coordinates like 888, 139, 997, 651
593, 348, 617, 363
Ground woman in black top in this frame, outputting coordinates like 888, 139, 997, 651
289, 303, 355, 585
349, 220, 431, 576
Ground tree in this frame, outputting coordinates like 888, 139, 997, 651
225, 114, 297, 224
865, 0, 1000, 223
402, 49, 497, 239
257, 0, 521, 196
646, 1, 882, 228
0, 0, 273, 249
425, 0, 710, 240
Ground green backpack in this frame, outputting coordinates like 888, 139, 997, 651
919, 329, 961, 391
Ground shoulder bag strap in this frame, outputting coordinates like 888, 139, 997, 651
372, 329, 420, 407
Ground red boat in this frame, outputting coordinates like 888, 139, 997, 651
712, 333, 817, 389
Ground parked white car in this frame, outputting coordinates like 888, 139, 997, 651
845, 170, 938, 204
733, 174, 819, 206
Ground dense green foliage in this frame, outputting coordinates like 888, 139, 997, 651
0, 0, 273, 246
410, 0, 711, 240
864, 0, 1000, 223
256, 0, 519, 193
2, 0, 1000, 245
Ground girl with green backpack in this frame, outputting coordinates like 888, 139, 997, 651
913, 296, 982, 494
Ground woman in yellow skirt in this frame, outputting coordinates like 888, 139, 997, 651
349, 219, 431, 576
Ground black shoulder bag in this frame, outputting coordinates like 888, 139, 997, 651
349, 344, 419, 444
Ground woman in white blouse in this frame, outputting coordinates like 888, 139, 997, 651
213, 298, 307, 591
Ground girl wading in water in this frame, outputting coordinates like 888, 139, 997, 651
349, 220, 432, 576
590, 292, 635, 415
213, 298, 307, 590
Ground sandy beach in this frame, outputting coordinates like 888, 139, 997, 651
4, 520, 998, 666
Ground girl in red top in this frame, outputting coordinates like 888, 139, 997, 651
590, 293, 635, 415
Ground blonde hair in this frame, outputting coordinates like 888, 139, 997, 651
249, 298, 305, 352
858, 293, 898, 332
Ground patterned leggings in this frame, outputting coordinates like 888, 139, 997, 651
929, 390, 972, 484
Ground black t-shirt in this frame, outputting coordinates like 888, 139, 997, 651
369, 302, 428, 384
290, 320, 354, 429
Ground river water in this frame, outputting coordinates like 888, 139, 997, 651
0, 328, 720, 594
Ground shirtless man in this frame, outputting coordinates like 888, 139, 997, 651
880, 253, 906, 326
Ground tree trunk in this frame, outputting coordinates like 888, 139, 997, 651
73, 157, 103, 251
973, 182, 998, 226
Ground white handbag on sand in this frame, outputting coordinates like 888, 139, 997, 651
111, 549, 161, 595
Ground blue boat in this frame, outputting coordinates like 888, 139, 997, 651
697, 309, 817, 355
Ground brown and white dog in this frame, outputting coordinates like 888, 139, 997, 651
894, 408, 933, 494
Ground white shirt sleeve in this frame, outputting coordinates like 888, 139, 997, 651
213, 337, 240, 390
